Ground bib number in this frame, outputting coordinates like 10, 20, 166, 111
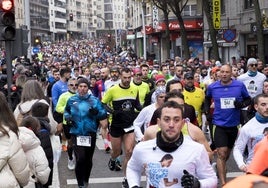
220, 98, 235, 109
77, 136, 91, 147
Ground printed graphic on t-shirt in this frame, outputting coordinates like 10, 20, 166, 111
145, 154, 178, 187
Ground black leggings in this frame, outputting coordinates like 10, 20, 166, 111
71, 133, 96, 186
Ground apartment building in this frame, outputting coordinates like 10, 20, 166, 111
96, 0, 127, 49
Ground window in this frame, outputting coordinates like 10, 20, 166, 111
182, 4, 197, 16
105, 13, 113, 20
104, 4, 113, 11
245, 0, 254, 9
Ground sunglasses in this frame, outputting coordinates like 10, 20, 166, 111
69, 84, 78, 87
158, 96, 165, 98
250, 64, 257, 67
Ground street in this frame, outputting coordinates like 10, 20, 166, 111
52, 134, 243, 188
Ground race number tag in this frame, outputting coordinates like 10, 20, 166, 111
77, 136, 91, 147
124, 126, 135, 133
220, 97, 235, 109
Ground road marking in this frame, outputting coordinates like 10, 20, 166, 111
67, 176, 147, 185
67, 172, 244, 185
51, 163, 60, 188
226, 172, 244, 177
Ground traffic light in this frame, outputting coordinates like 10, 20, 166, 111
34, 36, 41, 46
69, 13, 73, 21
0, 0, 15, 41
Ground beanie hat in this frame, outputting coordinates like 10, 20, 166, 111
77, 77, 89, 87
155, 74, 165, 84
133, 68, 141, 75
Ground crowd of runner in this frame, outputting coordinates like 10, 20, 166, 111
0, 38, 268, 188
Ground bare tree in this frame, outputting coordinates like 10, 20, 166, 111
254, 0, 265, 61
167, 0, 191, 60
203, 0, 220, 60
152, 0, 171, 61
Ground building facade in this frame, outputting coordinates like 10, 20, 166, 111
203, 0, 268, 63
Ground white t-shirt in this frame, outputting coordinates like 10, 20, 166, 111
134, 103, 157, 141
127, 136, 218, 188
233, 117, 268, 168
237, 72, 266, 98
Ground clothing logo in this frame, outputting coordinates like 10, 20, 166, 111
121, 101, 132, 111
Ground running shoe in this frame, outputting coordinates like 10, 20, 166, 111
108, 158, 116, 171
122, 178, 129, 188
68, 158, 75, 170
105, 143, 111, 153
115, 159, 122, 171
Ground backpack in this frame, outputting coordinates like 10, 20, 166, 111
16, 100, 40, 125
16, 105, 31, 126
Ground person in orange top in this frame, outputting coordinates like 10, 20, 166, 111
223, 174, 268, 188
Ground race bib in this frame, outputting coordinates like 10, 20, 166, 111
77, 136, 91, 147
124, 125, 135, 133
220, 97, 235, 109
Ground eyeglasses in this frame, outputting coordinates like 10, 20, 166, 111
69, 84, 78, 87
250, 64, 258, 67
135, 74, 142, 77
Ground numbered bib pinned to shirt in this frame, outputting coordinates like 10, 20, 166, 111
77, 136, 91, 147
220, 97, 235, 109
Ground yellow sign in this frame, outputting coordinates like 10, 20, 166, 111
213, 0, 221, 29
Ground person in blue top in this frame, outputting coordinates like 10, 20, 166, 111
64, 77, 108, 188
204, 64, 251, 186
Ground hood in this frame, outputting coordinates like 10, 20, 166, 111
18, 99, 49, 114
18, 127, 40, 152
37, 117, 51, 132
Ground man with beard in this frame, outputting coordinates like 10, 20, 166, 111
200, 66, 210, 90
172, 64, 184, 81
51, 67, 72, 151
46, 68, 60, 98
93, 67, 113, 153
102, 67, 142, 188
51, 67, 72, 111
105, 66, 120, 90
93, 67, 110, 100
127, 101, 217, 188
183, 72, 205, 127
140, 63, 155, 90
131, 67, 150, 106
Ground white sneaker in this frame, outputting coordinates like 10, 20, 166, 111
68, 159, 75, 170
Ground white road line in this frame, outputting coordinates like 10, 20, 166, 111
67, 176, 146, 185
51, 163, 60, 188
67, 172, 244, 185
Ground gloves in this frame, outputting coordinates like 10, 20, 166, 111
234, 100, 244, 109
65, 117, 73, 127
181, 170, 200, 188
89, 107, 99, 116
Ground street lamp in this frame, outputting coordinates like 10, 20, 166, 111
141, 1, 146, 60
